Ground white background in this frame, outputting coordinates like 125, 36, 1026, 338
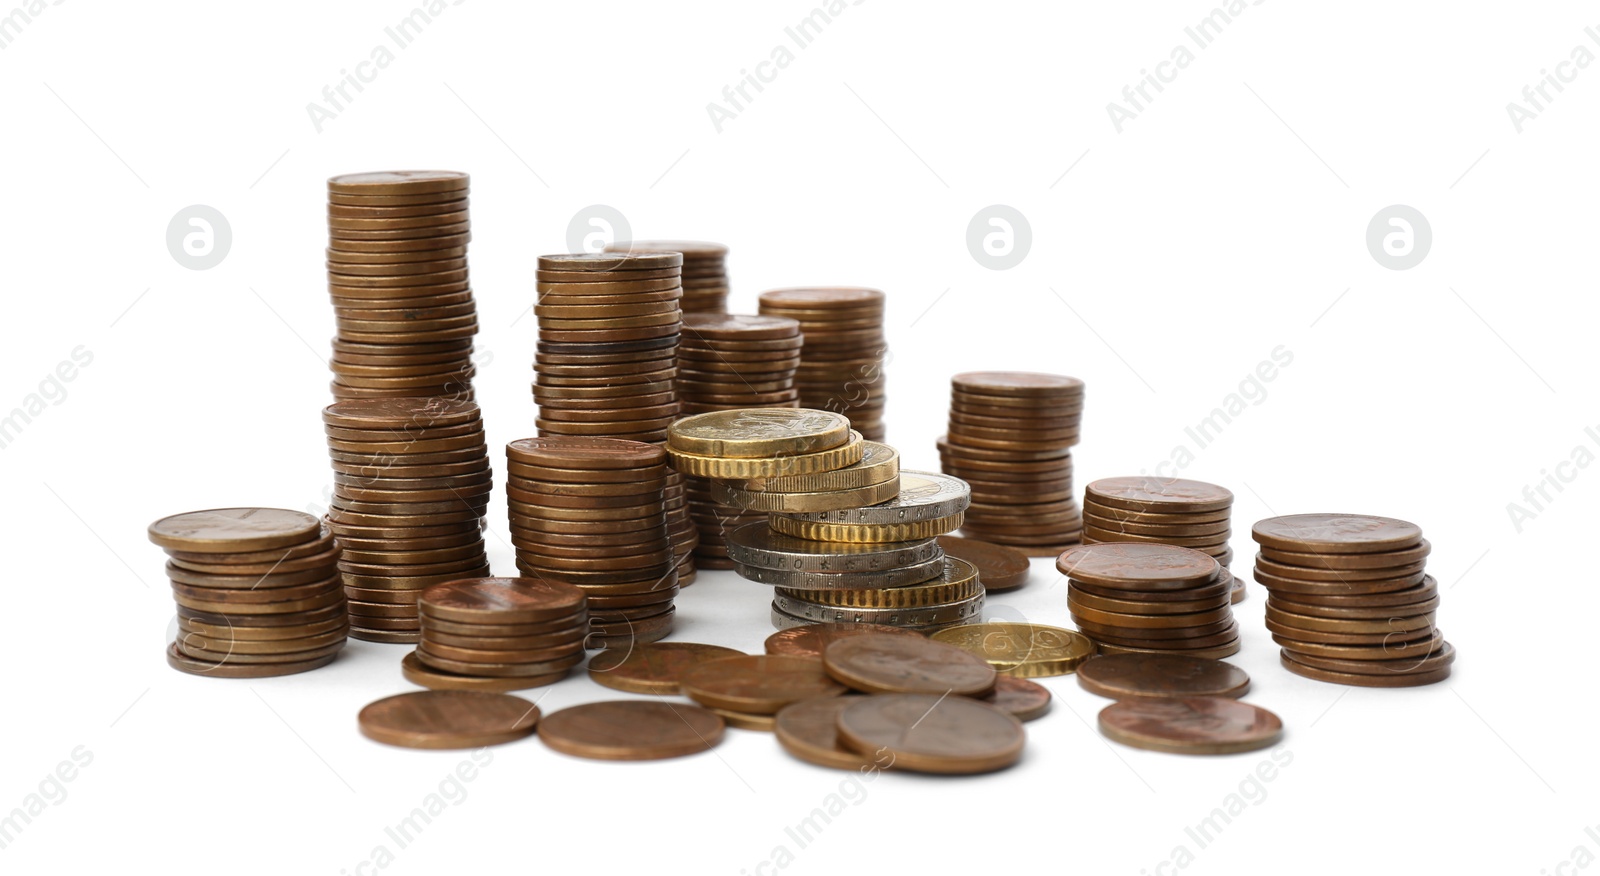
2, 1, 1595, 873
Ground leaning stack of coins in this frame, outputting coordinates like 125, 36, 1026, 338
326, 171, 478, 401
149, 508, 348, 677
505, 436, 677, 646
1058, 542, 1240, 659
677, 313, 804, 567
940, 372, 1084, 556
322, 398, 492, 643
1252, 514, 1453, 686
605, 240, 730, 313
533, 252, 697, 585
1082, 476, 1243, 603
758, 287, 887, 440
403, 577, 589, 691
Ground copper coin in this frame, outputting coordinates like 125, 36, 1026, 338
774, 696, 878, 770
835, 694, 1024, 774
150, 508, 321, 553
822, 634, 996, 696
1255, 556, 1427, 582
678, 655, 845, 714
420, 611, 587, 638
1269, 579, 1438, 608
176, 639, 345, 665
1076, 654, 1250, 699
422, 627, 585, 651
1279, 650, 1452, 687
1252, 514, 1423, 554
587, 642, 747, 694
322, 397, 480, 429
415, 649, 586, 678
1098, 696, 1281, 754
1253, 567, 1428, 596
930, 536, 1029, 591
1283, 640, 1456, 676
1276, 629, 1444, 661
538, 252, 683, 272
164, 529, 337, 565
400, 651, 569, 691
1056, 543, 1220, 590
1084, 477, 1232, 513
358, 690, 537, 749
166, 642, 337, 678
537, 701, 724, 761
763, 623, 925, 658
978, 675, 1053, 721
328, 170, 468, 196
1259, 539, 1432, 570
1096, 639, 1243, 661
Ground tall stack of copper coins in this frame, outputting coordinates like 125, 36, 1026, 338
1252, 514, 1453, 686
605, 240, 730, 313
402, 577, 589, 691
326, 171, 478, 401
758, 287, 886, 441
533, 252, 698, 585
1082, 477, 1244, 603
940, 372, 1084, 556
1058, 542, 1240, 659
677, 313, 804, 568
321, 398, 492, 643
505, 437, 677, 646
149, 508, 348, 677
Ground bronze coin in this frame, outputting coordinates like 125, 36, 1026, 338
506, 436, 665, 469
164, 529, 337, 565
822, 634, 996, 696
537, 701, 723, 761
1276, 629, 1444, 661
166, 642, 337, 678
168, 575, 340, 606
178, 638, 344, 665
422, 625, 585, 650
328, 187, 467, 207
322, 397, 481, 429
1255, 556, 1427, 582
400, 651, 568, 691
415, 649, 586, 678
420, 610, 588, 638
1279, 650, 1452, 687
1056, 543, 1220, 590
933, 535, 1029, 591
177, 615, 348, 641
763, 623, 925, 658
773, 696, 878, 770
358, 690, 538, 750
166, 546, 342, 577
1069, 586, 1229, 615
150, 508, 321, 553
679, 655, 846, 714
978, 675, 1053, 721
418, 577, 586, 624
1084, 477, 1232, 513
1283, 640, 1455, 676
951, 371, 1083, 398
835, 693, 1024, 774
175, 627, 348, 656
328, 170, 468, 195
1269, 578, 1438, 608
1259, 539, 1432, 570
1098, 696, 1281, 754
588, 642, 747, 694
1251, 514, 1423, 554
418, 639, 583, 665
1252, 567, 1427, 596
1076, 654, 1251, 699
1096, 638, 1242, 660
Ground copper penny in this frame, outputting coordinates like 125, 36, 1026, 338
166, 641, 337, 678
358, 690, 537, 749
763, 623, 924, 658
587, 642, 746, 694
1056, 543, 1220, 590
1251, 514, 1423, 554
822, 634, 996, 696
835, 693, 1024, 774
1279, 650, 1452, 687
149, 508, 321, 553
1077, 654, 1251, 699
934, 535, 1029, 591
1098, 696, 1281, 754
679, 655, 846, 714
537, 701, 724, 761
773, 696, 878, 770
398, 651, 568, 691
978, 675, 1053, 721
1259, 539, 1432, 570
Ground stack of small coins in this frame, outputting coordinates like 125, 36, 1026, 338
676, 313, 804, 568
505, 436, 678, 646
533, 252, 697, 585
150, 508, 348, 677
939, 372, 1084, 556
403, 577, 589, 691
758, 287, 886, 440
322, 398, 491, 643
1252, 514, 1453, 686
1058, 542, 1241, 659
1082, 476, 1244, 603
605, 240, 730, 313
326, 171, 478, 401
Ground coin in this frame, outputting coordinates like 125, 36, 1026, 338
419, 578, 585, 624
1075, 654, 1251, 699
165, 642, 339, 678
929, 623, 1095, 677
679, 655, 847, 714
733, 553, 946, 591
822, 634, 996, 695
358, 690, 537, 749
1251, 514, 1424, 553
149, 508, 322, 553
935, 536, 1030, 591
587, 642, 747, 694
780, 557, 978, 608
835, 694, 1024, 774
1259, 540, 1432, 570
773, 589, 984, 628
774, 696, 878, 769
758, 287, 887, 441
710, 475, 900, 513
1279, 650, 1452, 687
400, 651, 570, 692
536, 701, 725, 760
668, 431, 865, 479
1098, 696, 1282, 754
768, 512, 965, 543
764, 623, 925, 658
725, 523, 941, 571
1085, 477, 1233, 513
1056, 543, 1221, 590
1282, 640, 1455, 676
979, 675, 1053, 721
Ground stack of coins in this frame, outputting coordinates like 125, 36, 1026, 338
326, 171, 478, 401
1252, 514, 1453, 686
322, 398, 491, 643
677, 313, 805, 567
533, 252, 697, 585
505, 437, 677, 647
1082, 476, 1243, 603
149, 508, 347, 677
758, 287, 887, 440
940, 372, 1084, 556
403, 577, 589, 691
1058, 543, 1240, 659
605, 240, 730, 313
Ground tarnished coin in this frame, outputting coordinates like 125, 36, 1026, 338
1260, 540, 1432, 570
823, 634, 996, 696
588, 642, 746, 694
358, 690, 538, 749
1282, 640, 1455, 677
835, 694, 1025, 774
936, 536, 1030, 591
978, 675, 1053, 721
1056, 543, 1220, 590
536, 701, 725, 760
149, 508, 321, 553
775, 471, 971, 525
774, 696, 879, 770
764, 623, 925, 658
400, 652, 570, 692
166, 642, 338, 678
929, 622, 1095, 677
1279, 650, 1452, 687
1098, 696, 1282, 754
951, 371, 1083, 398
328, 170, 468, 196
1085, 477, 1233, 513
679, 655, 847, 714
1077, 654, 1251, 699
1252, 514, 1423, 554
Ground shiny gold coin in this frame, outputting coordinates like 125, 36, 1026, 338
930, 622, 1096, 677
768, 512, 965, 543
667, 432, 865, 478
667, 408, 851, 458
709, 475, 899, 513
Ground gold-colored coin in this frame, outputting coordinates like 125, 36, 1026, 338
729, 441, 899, 493
778, 558, 979, 609
709, 475, 899, 513
667, 432, 864, 478
666, 408, 851, 458
768, 512, 965, 543
930, 622, 1097, 678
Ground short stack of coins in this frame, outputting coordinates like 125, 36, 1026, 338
406, 577, 589, 691
940, 371, 1084, 556
149, 508, 348, 677
533, 252, 698, 585
1082, 476, 1243, 603
758, 287, 886, 441
605, 240, 730, 313
1058, 542, 1241, 659
322, 398, 492, 643
505, 436, 677, 647
326, 171, 478, 401
677, 313, 804, 568
1252, 514, 1453, 686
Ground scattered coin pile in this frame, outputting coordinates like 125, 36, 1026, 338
322, 398, 492, 643
758, 287, 886, 440
326, 171, 478, 401
1252, 514, 1453, 686
505, 437, 678, 646
533, 252, 697, 584
403, 577, 588, 692
676, 313, 804, 568
1083, 476, 1243, 603
1058, 542, 1241, 659
150, 508, 347, 678
605, 240, 730, 313
940, 372, 1084, 556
